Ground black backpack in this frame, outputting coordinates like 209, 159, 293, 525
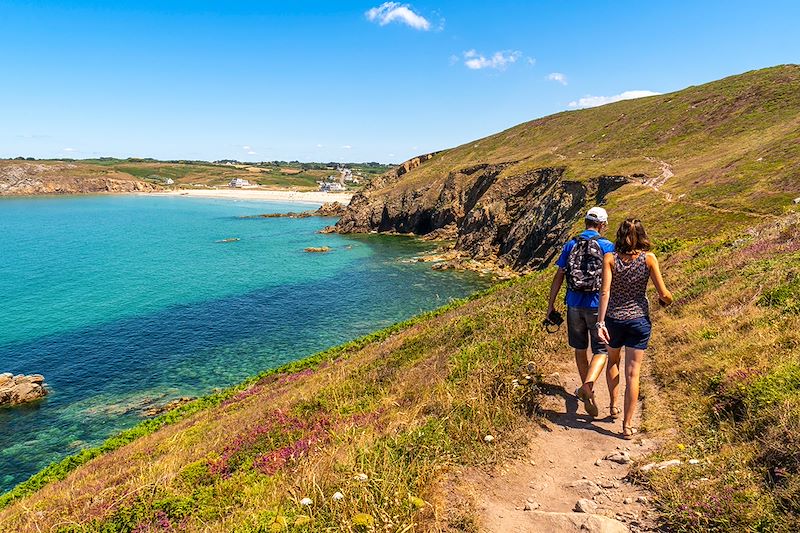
565, 235, 605, 292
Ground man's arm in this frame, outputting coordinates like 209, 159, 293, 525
547, 268, 565, 314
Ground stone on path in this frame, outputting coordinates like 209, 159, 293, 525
522, 511, 628, 533
604, 451, 631, 464
570, 479, 603, 497
640, 459, 681, 472
574, 498, 598, 513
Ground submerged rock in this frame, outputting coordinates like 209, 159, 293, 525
304, 246, 331, 253
0, 373, 48, 407
142, 397, 195, 417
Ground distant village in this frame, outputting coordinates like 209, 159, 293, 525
227, 166, 360, 192
317, 167, 360, 192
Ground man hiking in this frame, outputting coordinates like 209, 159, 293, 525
546, 207, 615, 417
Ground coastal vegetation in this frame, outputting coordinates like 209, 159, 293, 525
1, 65, 799, 531
0, 158, 394, 194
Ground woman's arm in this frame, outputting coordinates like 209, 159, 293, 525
597, 253, 614, 343
646, 252, 673, 306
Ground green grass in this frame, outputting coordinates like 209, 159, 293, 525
366, 65, 800, 221
0, 281, 509, 511
3, 66, 800, 532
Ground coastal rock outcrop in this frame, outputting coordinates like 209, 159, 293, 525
314, 201, 347, 217
0, 373, 48, 407
241, 201, 348, 220
0, 161, 161, 196
333, 157, 628, 271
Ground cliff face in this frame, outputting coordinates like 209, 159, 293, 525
0, 162, 161, 195
335, 161, 627, 270
335, 65, 800, 271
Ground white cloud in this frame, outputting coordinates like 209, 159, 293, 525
316, 143, 324, 148
463, 49, 522, 71
246, 150, 257, 155
342, 145, 352, 149
63, 147, 75, 152
546, 72, 567, 85
568, 90, 661, 108
366, 2, 430, 31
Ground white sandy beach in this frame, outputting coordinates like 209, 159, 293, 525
147, 188, 353, 205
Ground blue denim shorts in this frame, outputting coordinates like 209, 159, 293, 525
606, 316, 652, 350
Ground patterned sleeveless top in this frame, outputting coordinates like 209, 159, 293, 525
607, 252, 650, 320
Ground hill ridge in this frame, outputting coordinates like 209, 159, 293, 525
333, 64, 800, 272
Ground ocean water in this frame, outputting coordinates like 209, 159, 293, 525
0, 195, 489, 492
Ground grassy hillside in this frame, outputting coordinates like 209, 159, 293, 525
369, 65, 799, 218
1, 187, 798, 531
1, 66, 799, 531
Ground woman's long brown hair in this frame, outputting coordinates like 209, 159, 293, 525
614, 218, 652, 254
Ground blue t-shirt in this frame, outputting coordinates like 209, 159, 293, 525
555, 229, 615, 309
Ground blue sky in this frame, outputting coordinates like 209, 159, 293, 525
1, 0, 798, 163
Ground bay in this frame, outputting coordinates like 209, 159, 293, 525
0, 195, 489, 492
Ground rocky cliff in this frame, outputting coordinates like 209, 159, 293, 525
334, 65, 800, 271
0, 161, 161, 195
335, 161, 628, 270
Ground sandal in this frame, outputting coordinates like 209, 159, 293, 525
622, 425, 638, 440
576, 386, 599, 417
609, 406, 622, 420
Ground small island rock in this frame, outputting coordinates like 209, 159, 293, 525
0, 373, 48, 407
304, 246, 331, 253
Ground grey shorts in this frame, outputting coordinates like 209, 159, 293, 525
567, 307, 607, 355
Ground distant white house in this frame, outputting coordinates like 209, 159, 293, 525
163, 178, 175, 185
229, 178, 251, 188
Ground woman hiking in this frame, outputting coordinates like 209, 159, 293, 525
576, 218, 673, 439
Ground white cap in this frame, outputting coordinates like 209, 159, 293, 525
585, 206, 608, 223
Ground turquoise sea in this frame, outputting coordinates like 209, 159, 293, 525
0, 195, 489, 493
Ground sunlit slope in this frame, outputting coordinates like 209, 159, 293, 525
371, 65, 800, 215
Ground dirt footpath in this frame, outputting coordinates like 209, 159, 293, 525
462, 368, 659, 532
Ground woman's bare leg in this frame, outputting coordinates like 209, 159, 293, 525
623, 347, 645, 430
606, 347, 622, 412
